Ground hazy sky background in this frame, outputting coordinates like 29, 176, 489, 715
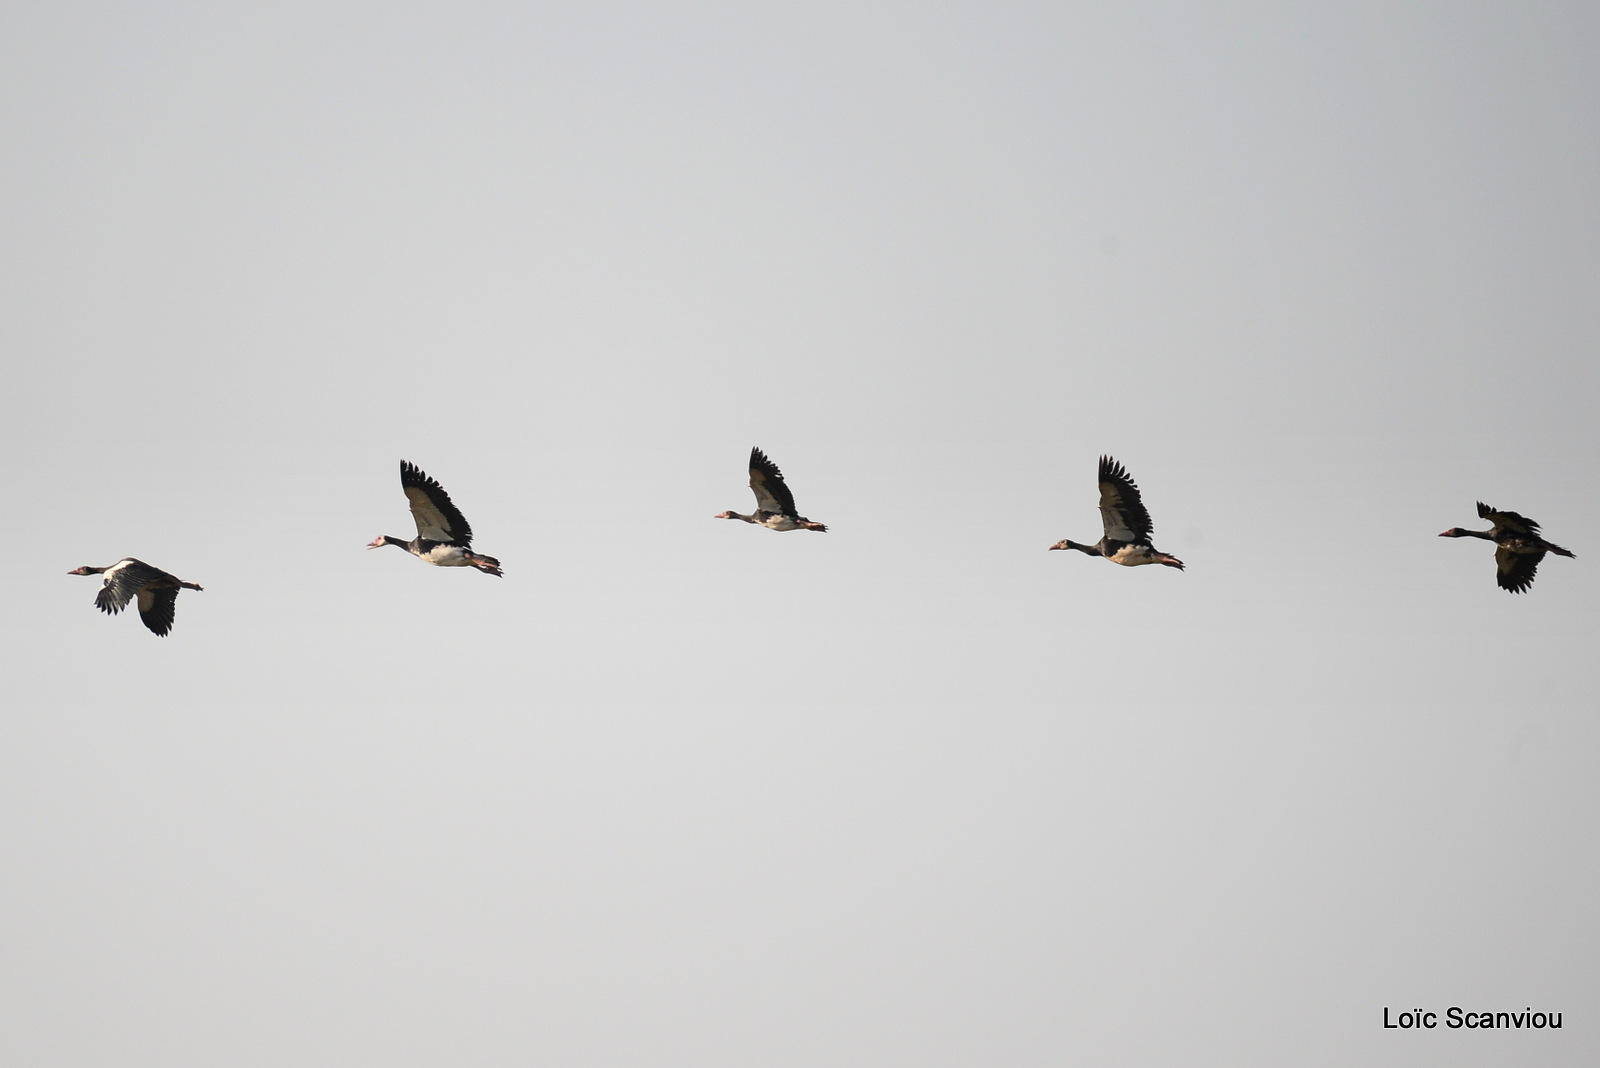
3, 2, 1597, 1064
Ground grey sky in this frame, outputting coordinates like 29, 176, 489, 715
3, 2, 1597, 1064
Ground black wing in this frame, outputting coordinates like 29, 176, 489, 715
749, 447, 799, 518
1495, 545, 1544, 594
1097, 456, 1154, 545
137, 586, 179, 636
400, 461, 473, 546
94, 559, 167, 615
1478, 501, 1540, 537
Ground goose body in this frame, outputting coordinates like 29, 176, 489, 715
368, 460, 503, 576
68, 558, 203, 636
1049, 455, 1184, 570
1440, 501, 1574, 593
716, 447, 828, 532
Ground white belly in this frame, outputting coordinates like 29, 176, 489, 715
417, 544, 471, 566
1107, 544, 1161, 566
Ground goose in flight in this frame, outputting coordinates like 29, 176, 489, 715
715, 447, 828, 532
1049, 455, 1185, 569
1440, 501, 1574, 593
68, 558, 203, 636
368, 460, 503, 575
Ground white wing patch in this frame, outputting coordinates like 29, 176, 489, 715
404, 485, 456, 542
1098, 490, 1139, 543
749, 469, 783, 513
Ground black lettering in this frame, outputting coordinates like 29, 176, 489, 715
1391, 1004, 1562, 1030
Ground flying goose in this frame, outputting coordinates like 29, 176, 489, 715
715, 447, 829, 532
368, 460, 503, 575
68, 558, 203, 636
1049, 455, 1185, 569
1439, 501, 1574, 593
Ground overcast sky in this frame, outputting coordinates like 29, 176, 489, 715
3, 2, 1597, 1065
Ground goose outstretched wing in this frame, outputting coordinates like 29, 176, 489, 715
1097, 456, 1154, 545
749, 447, 799, 518
401, 461, 473, 546
1478, 501, 1540, 538
137, 586, 180, 636
1495, 545, 1544, 594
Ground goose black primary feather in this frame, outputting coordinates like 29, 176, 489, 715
1049, 455, 1185, 569
68, 558, 203, 636
1439, 501, 1574, 593
368, 460, 503, 575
